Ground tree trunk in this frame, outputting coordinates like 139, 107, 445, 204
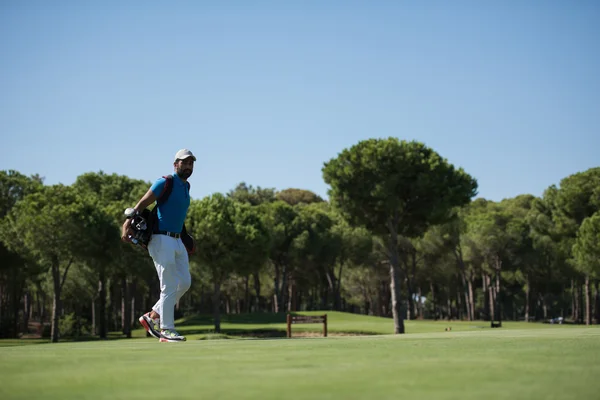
288, 280, 297, 312
37, 281, 46, 325
14, 286, 21, 337
388, 221, 405, 334
91, 299, 96, 336
213, 281, 221, 333
584, 275, 591, 326
560, 283, 566, 320
578, 283, 584, 324
253, 273, 261, 313
50, 259, 62, 343
114, 279, 121, 331
487, 275, 495, 322
122, 277, 132, 338
36, 288, 42, 324
571, 279, 576, 321
273, 261, 289, 313
379, 279, 391, 317
405, 276, 414, 321
98, 268, 107, 339
539, 293, 548, 320
49, 256, 71, 342
279, 264, 289, 313
525, 276, 530, 322
244, 275, 250, 313
273, 263, 281, 313
0, 285, 3, 335
334, 263, 344, 312
130, 279, 137, 327
416, 286, 423, 319
429, 281, 437, 320
482, 272, 490, 320
325, 270, 336, 310
456, 286, 463, 320
494, 255, 502, 322
22, 291, 31, 335
455, 249, 472, 321
595, 281, 600, 324
389, 263, 404, 332
467, 275, 475, 321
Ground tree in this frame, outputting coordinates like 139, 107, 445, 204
289, 203, 340, 310
230, 203, 271, 313
73, 172, 150, 338
0, 170, 44, 338
461, 196, 540, 324
430, 208, 477, 321
228, 182, 276, 205
263, 201, 303, 312
528, 188, 574, 321
572, 213, 600, 325
276, 188, 324, 206
498, 195, 539, 322
187, 194, 270, 332
323, 138, 477, 333
330, 217, 373, 311
1, 185, 102, 342
544, 168, 600, 323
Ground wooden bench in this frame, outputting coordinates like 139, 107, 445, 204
286, 314, 328, 338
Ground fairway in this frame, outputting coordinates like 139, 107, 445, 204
1, 327, 598, 400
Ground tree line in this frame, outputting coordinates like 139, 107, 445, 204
1, 138, 598, 341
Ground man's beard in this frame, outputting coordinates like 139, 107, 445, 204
177, 168, 193, 179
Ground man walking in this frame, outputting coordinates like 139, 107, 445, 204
122, 149, 196, 342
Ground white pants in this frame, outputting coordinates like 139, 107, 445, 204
147, 234, 191, 330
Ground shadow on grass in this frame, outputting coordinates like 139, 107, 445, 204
177, 312, 384, 339
0, 338, 51, 347
181, 328, 289, 338
0, 331, 151, 347
178, 312, 289, 326
179, 327, 381, 339
2, 312, 386, 346
178, 311, 344, 326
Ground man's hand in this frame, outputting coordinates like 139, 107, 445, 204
121, 219, 133, 243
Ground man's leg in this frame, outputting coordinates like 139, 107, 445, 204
138, 235, 166, 338
174, 239, 192, 304
147, 235, 179, 330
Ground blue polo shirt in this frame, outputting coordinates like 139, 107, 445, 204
150, 174, 190, 233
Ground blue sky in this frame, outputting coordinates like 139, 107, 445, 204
1, 1, 598, 202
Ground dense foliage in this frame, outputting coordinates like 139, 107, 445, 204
0, 146, 598, 340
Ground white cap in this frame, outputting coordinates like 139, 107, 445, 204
174, 149, 196, 162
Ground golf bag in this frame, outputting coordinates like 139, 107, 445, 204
125, 175, 196, 254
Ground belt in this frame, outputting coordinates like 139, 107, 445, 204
157, 230, 181, 239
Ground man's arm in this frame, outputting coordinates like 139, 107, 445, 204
121, 189, 158, 242
134, 188, 157, 214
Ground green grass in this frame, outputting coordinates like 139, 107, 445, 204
0, 338, 49, 348
7, 311, 581, 343
1, 317, 598, 399
170, 311, 579, 339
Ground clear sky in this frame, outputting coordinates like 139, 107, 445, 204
1, 1, 598, 202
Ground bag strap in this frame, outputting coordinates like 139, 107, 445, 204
157, 175, 174, 205
156, 175, 190, 205
153, 175, 191, 234
150, 176, 172, 234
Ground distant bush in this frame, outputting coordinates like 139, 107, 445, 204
59, 313, 91, 339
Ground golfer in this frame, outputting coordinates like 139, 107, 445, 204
122, 149, 196, 342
